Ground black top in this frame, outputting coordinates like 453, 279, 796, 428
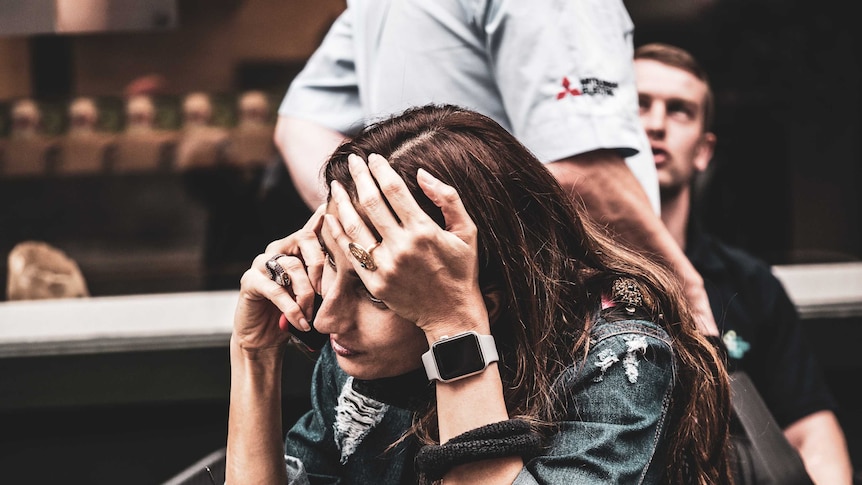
686, 220, 838, 427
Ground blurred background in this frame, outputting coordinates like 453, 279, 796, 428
0, 0, 860, 483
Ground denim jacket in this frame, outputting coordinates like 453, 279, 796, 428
282, 316, 675, 484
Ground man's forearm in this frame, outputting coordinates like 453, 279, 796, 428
274, 116, 348, 210
785, 411, 853, 485
545, 150, 718, 335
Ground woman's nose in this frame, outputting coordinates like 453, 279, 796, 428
311, 284, 352, 335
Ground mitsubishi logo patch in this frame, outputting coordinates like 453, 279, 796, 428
556, 77, 619, 100
556, 76, 581, 99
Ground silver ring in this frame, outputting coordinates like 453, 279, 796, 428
348, 241, 380, 271
265, 254, 291, 287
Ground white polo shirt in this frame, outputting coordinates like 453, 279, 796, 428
280, 0, 659, 214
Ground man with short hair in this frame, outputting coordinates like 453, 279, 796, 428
635, 41, 853, 485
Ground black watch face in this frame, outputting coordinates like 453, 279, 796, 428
433, 333, 485, 381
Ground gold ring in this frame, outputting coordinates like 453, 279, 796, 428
348, 242, 379, 271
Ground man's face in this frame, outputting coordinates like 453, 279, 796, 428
635, 59, 714, 198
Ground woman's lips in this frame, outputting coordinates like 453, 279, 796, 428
330, 336, 359, 357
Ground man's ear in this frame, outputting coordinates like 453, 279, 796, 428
481, 285, 505, 326
694, 132, 716, 173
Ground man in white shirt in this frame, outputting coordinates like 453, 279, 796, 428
275, 0, 718, 336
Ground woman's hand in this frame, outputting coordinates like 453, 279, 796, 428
326, 153, 489, 340
233, 205, 327, 352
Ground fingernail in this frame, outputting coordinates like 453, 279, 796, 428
330, 180, 344, 197
417, 168, 437, 185
299, 317, 311, 332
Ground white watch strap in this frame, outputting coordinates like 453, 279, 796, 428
477, 333, 499, 363
421, 331, 498, 382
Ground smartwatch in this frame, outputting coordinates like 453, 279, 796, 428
422, 331, 498, 383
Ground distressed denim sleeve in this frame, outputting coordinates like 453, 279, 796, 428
516, 320, 675, 484
284, 456, 312, 485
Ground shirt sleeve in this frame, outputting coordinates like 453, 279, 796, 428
278, 8, 364, 136
516, 325, 675, 484
480, 0, 645, 163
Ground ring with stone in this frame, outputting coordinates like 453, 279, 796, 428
348, 241, 380, 271
265, 254, 291, 287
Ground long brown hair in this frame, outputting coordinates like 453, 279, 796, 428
324, 104, 732, 483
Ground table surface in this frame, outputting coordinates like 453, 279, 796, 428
1, 262, 861, 358
772, 261, 862, 318
0, 289, 237, 357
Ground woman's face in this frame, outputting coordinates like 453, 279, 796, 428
312, 204, 429, 380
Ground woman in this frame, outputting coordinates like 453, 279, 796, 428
227, 104, 732, 484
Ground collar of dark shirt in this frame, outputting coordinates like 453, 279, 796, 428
351, 366, 434, 411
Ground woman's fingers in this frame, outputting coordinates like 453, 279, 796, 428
327, 184, 386, 277
417, 168, 477, 244
251, 252, 311, 331
364, 153, 430, 230
261, 205, 325, 320
272, 255, 313, 330
329, 179, 382, 265
345, 154, 400, 236
296, 205, 327, 295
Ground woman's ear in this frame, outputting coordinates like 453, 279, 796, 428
482, 285, 505, 326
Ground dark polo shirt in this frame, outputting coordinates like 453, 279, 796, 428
687, 220, 838, 427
